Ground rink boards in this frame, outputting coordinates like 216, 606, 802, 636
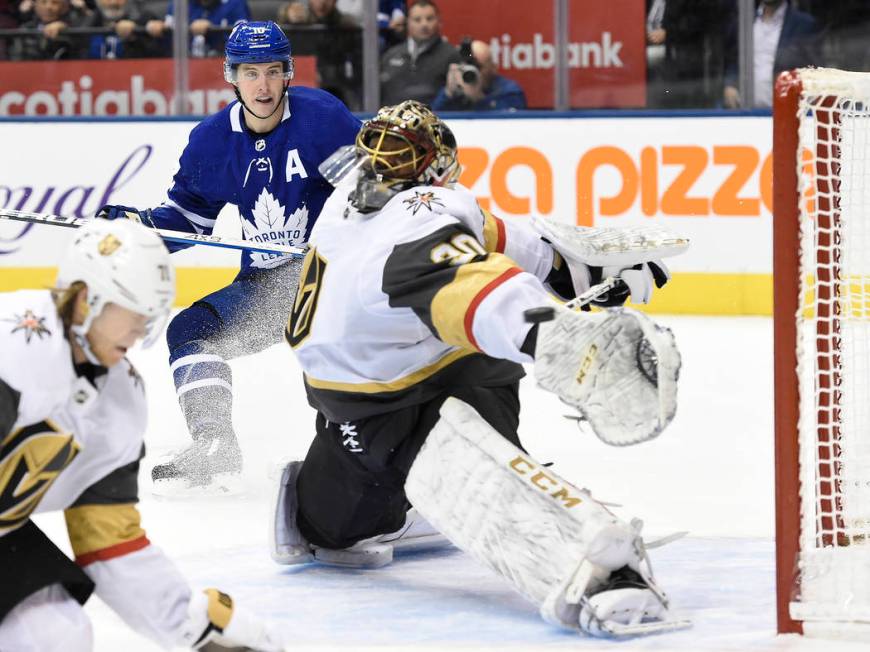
0, 113, 773, 314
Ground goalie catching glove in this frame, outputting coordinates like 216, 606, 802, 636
534, 216, 688, 307
529, 304, 681, 446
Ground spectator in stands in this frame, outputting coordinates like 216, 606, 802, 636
332, 0, 405, 51
377, 0, 404, 50
146, 0, 249, 57
723, 0, 820, 108
278, 0, 361, 109
9, 0, 95, 60
379, 0, 458, 106
431, 38, 525, 111
803, 0, 870, 71
88, 0, 160, 58
0, 0, 20, 58
646, 0, 727, 108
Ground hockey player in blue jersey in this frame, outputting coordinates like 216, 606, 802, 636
98, 20, 362, 492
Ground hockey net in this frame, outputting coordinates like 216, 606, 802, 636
774, 68, 870, 639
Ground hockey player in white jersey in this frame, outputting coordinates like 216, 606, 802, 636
0, 219, 283, 651
271, 100, 690, 637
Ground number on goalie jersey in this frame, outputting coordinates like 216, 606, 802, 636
277, 100, 686, 637
0, 220, 283, 652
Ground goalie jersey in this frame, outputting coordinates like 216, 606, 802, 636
148, 87, 361, 271
286, 178, 559, 422
0, 290, 203, 647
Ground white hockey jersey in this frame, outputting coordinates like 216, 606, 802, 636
286, 178, 559, 421
0, 290, 201, 648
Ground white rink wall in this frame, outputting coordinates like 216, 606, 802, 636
0, 114, 774, 314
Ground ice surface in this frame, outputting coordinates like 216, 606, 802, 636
31, 315, 864, 651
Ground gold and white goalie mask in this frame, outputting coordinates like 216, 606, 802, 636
319, 100, 461, 213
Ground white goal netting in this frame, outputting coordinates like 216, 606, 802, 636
793, 68, 870, 626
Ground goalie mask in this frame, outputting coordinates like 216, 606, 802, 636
349, 101, 461, 213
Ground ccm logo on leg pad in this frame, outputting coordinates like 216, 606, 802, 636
508, 455, 583, 509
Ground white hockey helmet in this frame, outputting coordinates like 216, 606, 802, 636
56, 219, 175, 354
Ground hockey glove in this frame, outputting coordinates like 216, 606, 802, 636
181, 588, 286, 652
96, 204, 156, 228
590, 260, 670, 307
546, 257, 670, 308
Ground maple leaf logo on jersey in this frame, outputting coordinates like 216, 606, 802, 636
241, 188, 309, 269
3, 310, 51, 344
403, 191, 445, 215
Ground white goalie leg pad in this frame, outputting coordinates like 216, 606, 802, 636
534, 305, 680, 446
405, 398, 683, 635
531, 216, 689, 268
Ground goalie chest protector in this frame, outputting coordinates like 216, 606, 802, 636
287, 181, 526, 421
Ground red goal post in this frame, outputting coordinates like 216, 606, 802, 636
774, 68, 870, 640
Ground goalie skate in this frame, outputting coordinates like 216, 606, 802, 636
271, 460, 449, 568
312, 508, 451, 568
577, 567, 692, 638
151, 433, 244, 497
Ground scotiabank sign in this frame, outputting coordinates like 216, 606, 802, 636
439, 0, 645, 108
0, 57, 316, 116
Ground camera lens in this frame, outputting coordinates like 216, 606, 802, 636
461, 66, 479, 85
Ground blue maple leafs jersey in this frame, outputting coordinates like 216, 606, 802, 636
149, 87, 361, 272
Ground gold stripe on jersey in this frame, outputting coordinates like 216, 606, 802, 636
481, 209, 507, 253
304, 347, 475, 393
64, 503, 147, 561
430, 254, 522, 351
0, 420, 80, 535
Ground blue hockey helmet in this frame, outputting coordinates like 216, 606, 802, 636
223, 21, 294, 83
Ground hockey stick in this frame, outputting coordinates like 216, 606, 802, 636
564, 276, 625, 311
523, 277, 626, 326
0, 208, 308, 258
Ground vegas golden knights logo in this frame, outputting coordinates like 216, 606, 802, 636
98, 234, 122, 256
286, 249, 328, 348
0, 420, 81, 534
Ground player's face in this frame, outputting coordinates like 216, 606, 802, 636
35, 0, 67, 22
86, 302, 149, 367
363, 132, 421, 179
235, 62, 286, 114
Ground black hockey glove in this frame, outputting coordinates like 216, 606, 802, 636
589, 260, 670, 307
96, 204, 156, 229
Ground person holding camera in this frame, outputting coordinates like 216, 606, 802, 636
380, 0, 458, 106
431, 38, 526, 111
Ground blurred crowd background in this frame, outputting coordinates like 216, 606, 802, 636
0, 0, 867, 114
